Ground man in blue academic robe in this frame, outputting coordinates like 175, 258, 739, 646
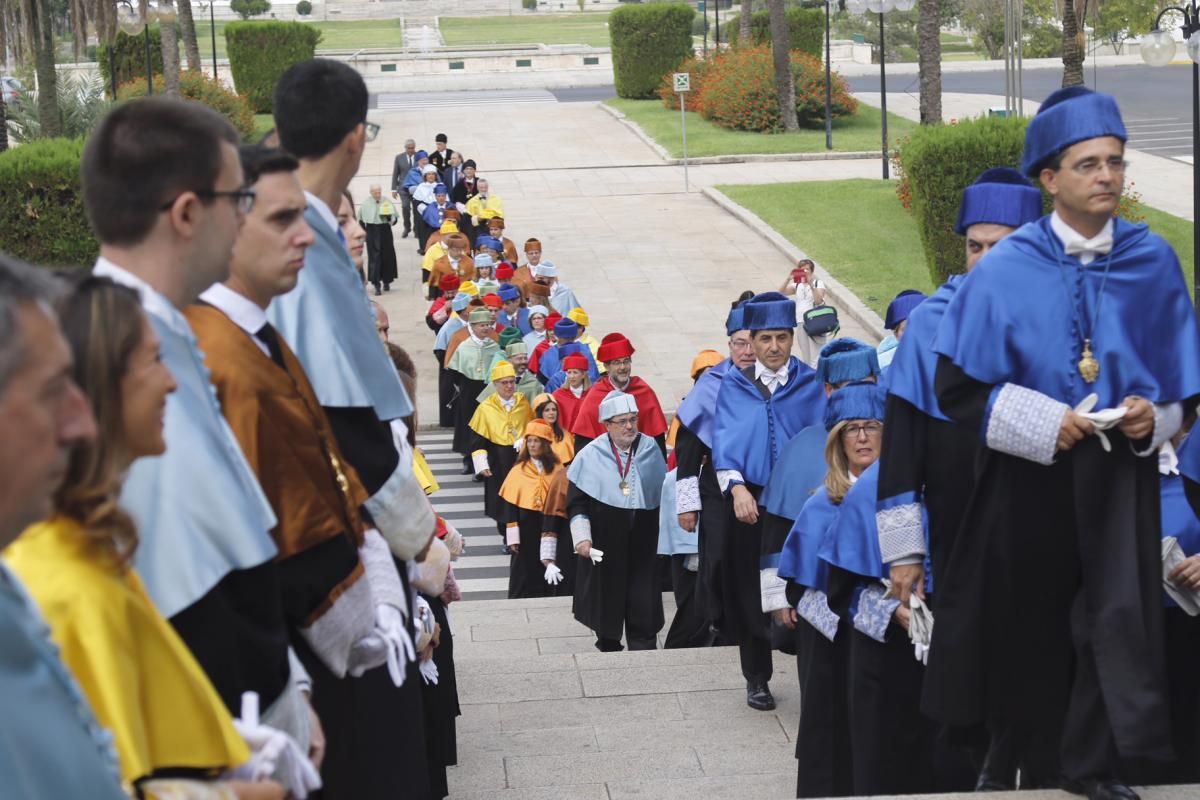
712, 291, 826, 711
926, 87, 1200, 800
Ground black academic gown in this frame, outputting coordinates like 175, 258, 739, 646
434, 347, 456, 428
420, 592, 459, 800
472, 430, 518, 539
320, 407, 433, 800
674, 423, 731, 639
452, 374, 485, 456
923, 358, 1174, 782
504, 506, 570, 599
364, 221, 398, 288
568, 483, 664, 651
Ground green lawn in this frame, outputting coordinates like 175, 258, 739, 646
439, 13, 612, 48
196, 20, 404, 58
253, 114, 274, 142
606, 98, 917, 158
718, 180, 1196, 315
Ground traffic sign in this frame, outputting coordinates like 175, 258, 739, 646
673, 72, 691, 93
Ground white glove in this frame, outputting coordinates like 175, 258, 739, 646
544, 563, 564, 585
908, 594, 934, 664
420, 657, 440, 685
231, 697, 322, 798
513, 437, 525, 453
443, 522, 465, 558
349, 605, 416, 686
1074, 393, 1129, 452
587, 547, 604, 565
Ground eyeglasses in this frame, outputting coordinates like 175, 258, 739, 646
496, 379, 517, 387
160, 188, 256, 214
841, 422, 883, 440
1069, 156, 1127, 176
729, 339, 753, 350
364, 121, 381, 143
607, 358, 632, 368
607, 415, 638, 428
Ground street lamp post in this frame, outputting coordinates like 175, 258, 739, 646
824, 0, 832, 150
207, 1, 218, 79
118, 2, 156, 95
1141, 4, 1200, 312
849, 0, 914, 179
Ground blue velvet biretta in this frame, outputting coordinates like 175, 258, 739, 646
823, 380, 886, 431
884, 289, 927, 330
1021, 86, 1126, 177
954, 167, 1044, 235
815, 337, 880, 386
415, 150, 429, 161
725, 304, 747, 336
498, 284, 521, 302
742, 291, 796, 332
434, 183, 447, 195
451, 293, 471, 312
474, 253, 496, 270
477, 236, 503, 252
553, 318, 579, 340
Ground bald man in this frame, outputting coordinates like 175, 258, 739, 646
359, 183, 399, 296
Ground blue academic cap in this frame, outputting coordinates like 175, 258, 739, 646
725, 304, 747, 336
1021, 86, 1127, 177
816, 337, 880, 386
553, 318, 579, 340
415, 149, 429, 161
954, 167, 1044, 235
434, 183, 447, 194
477, 236, 502, 252
474, 253, 496, 269
451, 293, 471, 312
884, 289, 927, 330
824, 380, 886, 431
743, 291, 796, 332
498, 283, 521, 301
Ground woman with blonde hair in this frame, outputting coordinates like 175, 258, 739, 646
499, 419, 571, 598
4, 277, 287, 799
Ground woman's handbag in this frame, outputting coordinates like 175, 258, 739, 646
802, 304, 840, 337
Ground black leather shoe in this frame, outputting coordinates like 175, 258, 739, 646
460, 463, 472, 475
974, 732, 1017, 791
402, 228, 411, 238
746, 682, 775, 711
1060, 776, 1140, 800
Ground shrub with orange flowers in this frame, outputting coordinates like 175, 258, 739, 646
655, 53, 718, 113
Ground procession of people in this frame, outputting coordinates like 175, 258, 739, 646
2, 59, 1200, 800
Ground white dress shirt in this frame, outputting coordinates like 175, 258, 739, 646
199, 283, 271, 359
754, 360, 790, 394
1050, 210, 1114, 266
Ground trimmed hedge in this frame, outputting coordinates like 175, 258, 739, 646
728, 8, 823, 58
97, 26, 166, 96
897, 115, 1046, 285
609, 3, 695, 99
226, 21, 322, 113
117, 70, 257, 140
0, 138, 96, 267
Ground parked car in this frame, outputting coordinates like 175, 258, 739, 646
2, 76, 25, 105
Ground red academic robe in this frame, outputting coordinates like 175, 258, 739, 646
528, 338, 552, 376
551, 385, 586, 431
570, 376, 669, 440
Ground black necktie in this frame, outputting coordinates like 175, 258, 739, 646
256, 322, 287, 370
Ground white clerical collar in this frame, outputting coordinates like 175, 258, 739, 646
304, 191, 339, 238
570, 384, 584, 398
199, 283, 269, 352
93, 256, 189, 338
1050, 210, 1114, 265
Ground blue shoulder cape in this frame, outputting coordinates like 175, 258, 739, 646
760, 425, 831, 521
567, 432, 666, 510
658, 468, 698, 555
934, 216, 1200, 409
499, 307, 533, 336
675, 359, 732, 449
818, 462, 933, 591
538, 342, 600, 384
422, 202, 450, 229
436, 315, 466, 351
268, 207, 413, 420
886, 275, 963, 422
713, 357, 827, 487
777, 486, 839, 592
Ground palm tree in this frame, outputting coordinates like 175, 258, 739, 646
739, 0, 753, 43
177, 0, 201, 71
20, 0, 61, 137
0, 95, 9, 152
159, 0, 181, 96
1061, 0, 1085, 86
917, 0, 941, 123
767, 0, 799, 131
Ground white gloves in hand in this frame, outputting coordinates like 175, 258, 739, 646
586, 547, 604, 565
1074, 393, 1129, 452
231, 704, 322, 798
443, 523, 465, 558
1163, 536, 1200, 615
349, 605, 415, 686
544, 563, 564, 585
513, 437, 525, 453
419, 658, 440, 685
908, 594, 934, 665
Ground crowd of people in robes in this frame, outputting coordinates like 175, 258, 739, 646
4, 64, 1200, 800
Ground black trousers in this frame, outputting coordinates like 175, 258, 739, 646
738, 636, 772, 684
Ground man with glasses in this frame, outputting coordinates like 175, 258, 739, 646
926, 87, 1200, 800
570, 332, 668, 455
567, 391, 668, 651
270, 58, 439, 799
712, 292, 826, 712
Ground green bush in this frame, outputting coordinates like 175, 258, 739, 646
896, 115, 1045, 284
609, 3, 695, 99
0, 138, 96, 267
522, 0, 537, 9
727, 8, 824, 57
117, 70, 257, 140
655, 52, 716, 112
97, 26, 166, 95
296, 0, 312, 14
225, 21, 322, 113
231, 0, 272, 19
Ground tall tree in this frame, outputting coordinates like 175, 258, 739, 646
0, 89, 9, 152
69, 0, 87, 61
21, 0, 61, 137
917, 0, 941, 123
767, 0, 798, 130
177, 0, 200, 71
1061, 0, 1085, 86
159, 0, 181, 96
739, 0, 752, 43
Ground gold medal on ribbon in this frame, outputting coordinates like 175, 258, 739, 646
619, 480, 630, 496
1078, 339, 1099, 384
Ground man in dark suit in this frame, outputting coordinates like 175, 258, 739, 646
449, 159, 478, 206
442, 152, 464, 195
429, 133, 454, 171
391, 138, 417, 238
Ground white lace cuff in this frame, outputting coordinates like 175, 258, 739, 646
539, 536, 557, 562
877, 502, 925, 565
984, 383, 1068, 465
675, 476, 701, 514
760, 567, 789, 613
1133, 401, 1182, 457
796, 587, 839, 642
364, 458, 436, 562
716, 469, 744, 494
570, 514, 592, 548
299, 569, 374, 678
852, 583, 900, 643
505, 523, 520, 546
360, 528, 409, 615
471, 450, 490, 475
